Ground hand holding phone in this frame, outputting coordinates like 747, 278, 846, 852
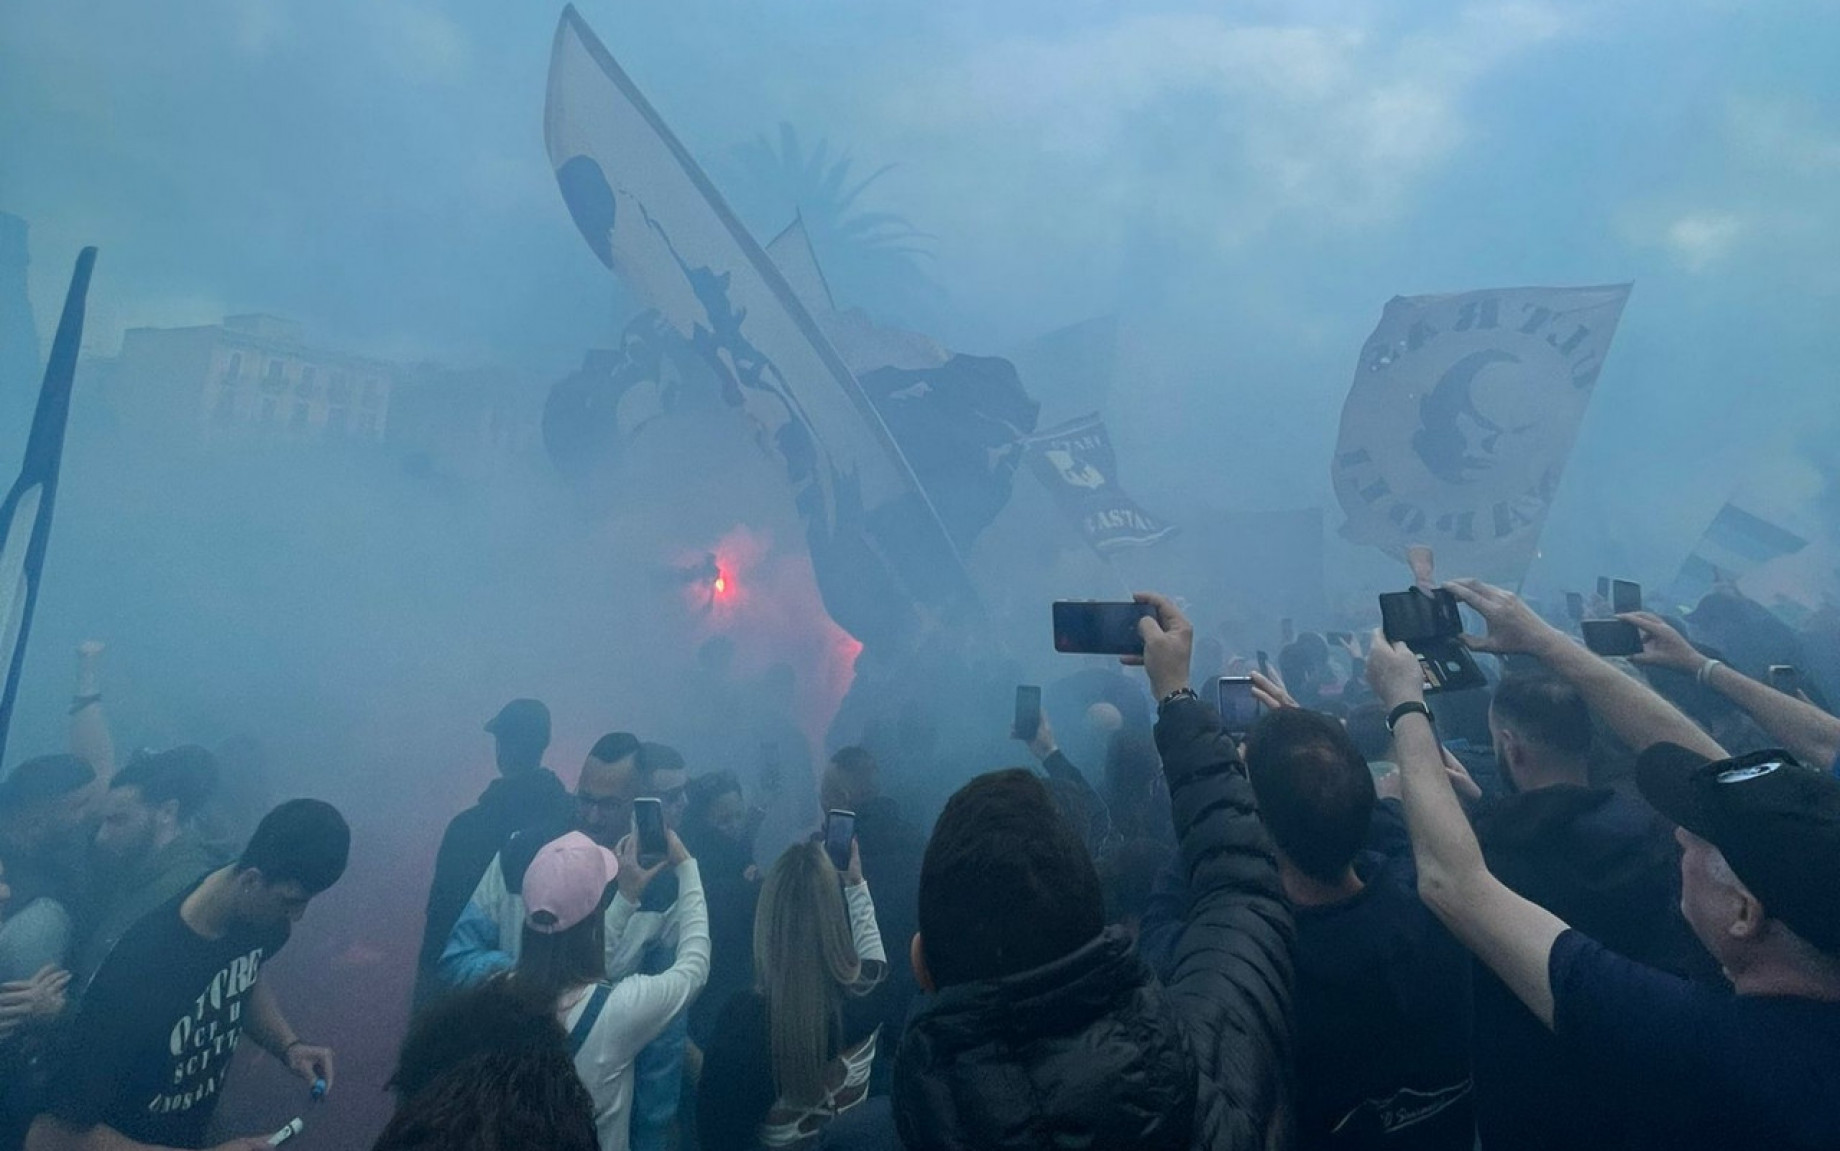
632, 798, 669, 868
1582, 619, 1644, 657
1378, 587, 1486, 693
1012, 685, 1042, 741
1216, 676, 1263, 741
822, 810, 856, 873
1611, 579, 1643, 615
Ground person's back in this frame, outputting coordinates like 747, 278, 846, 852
1474, 674, 1718, 1150
416, 699, 572, 1006
892, 594, 1292, 1151
1246, 710, 1472, 1150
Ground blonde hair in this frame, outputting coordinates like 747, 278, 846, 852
754, 842, 860, 1105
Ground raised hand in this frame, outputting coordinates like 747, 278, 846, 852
1124, 591, 1194, 702
1445, 579, 1565, 658
1365, 630, 1427, 709
1622, 612, 1702, 673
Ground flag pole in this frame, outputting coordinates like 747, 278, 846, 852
0, 247, 97, 767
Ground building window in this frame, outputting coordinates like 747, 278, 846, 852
328, 372, 351, 404
297, 365, 317, 397
262, 360, 287, 391
290, 401, 310, 432
223, 352, 243, 384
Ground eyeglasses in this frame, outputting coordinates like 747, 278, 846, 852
576, 794, 627, 814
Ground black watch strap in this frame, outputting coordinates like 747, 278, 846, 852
1386, 700, 1434, 733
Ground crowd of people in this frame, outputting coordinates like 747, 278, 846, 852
1, 569, 1839, 1150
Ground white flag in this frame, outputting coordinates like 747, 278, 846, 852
1332, 284, 1631, 583
543, 7, 971, 649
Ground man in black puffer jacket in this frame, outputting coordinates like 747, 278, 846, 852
890, 592, 1293, 1151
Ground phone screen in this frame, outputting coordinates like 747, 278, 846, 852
1565, 592, 1585, 622
1052, 601, 1157, 655
823, 809, 856, 872
633, 798, 668, 866
1013, 685, 1042, 740
1215, 677, 1262, 740
1611, 579, 1642, 615
1596, 576, 1611, 599
1582, 619, 1644, 657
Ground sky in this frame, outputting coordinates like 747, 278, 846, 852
3, 0, 1838, 587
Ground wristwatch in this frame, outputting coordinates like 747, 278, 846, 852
1385, 700, 1434, 733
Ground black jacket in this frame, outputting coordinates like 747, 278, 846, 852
1469, 784, 1721, 1151
414, 768, 573, 1003
892, 696, 1293, 1151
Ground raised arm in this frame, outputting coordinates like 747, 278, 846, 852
594, 834, 710, 1067
1626, 611, 1840, 770
1366, 633, 1570, 1025
839, 838, 887, 990
1131, 592, 1292, 1148
1446, 579, 1725, 760
69, 641, 116, 781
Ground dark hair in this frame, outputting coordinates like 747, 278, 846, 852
686, 770, 742, 817
1245, 709, 1375, 885
0, 754, 95, 813
112, 746, 219, 821
918, 769, 1104, 987
1099, 838, 1173, 925
828, 747, 880, 803
378, 981, 596, 1151
1491, 673, 1592, 758
1344, 703, 1393, 765
238, 799, 350, 894
1278, 634, 1331, 692
588, 732, 640, 765
509, 907, 608, 1014
636, 742, 685, 784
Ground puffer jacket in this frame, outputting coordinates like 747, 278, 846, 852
893, 695, 1293, 1151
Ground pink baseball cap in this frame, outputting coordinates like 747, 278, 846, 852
523, 832, 620, 933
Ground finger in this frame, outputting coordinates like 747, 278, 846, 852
1443, 580, 1489, 609
1459, 632, 1502, 654
1133, 590, 1188, 632
317, 1050, 336, 1088
1117, 655, 1145, 667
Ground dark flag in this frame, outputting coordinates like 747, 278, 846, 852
0, 247, 97, 766
1022, 413, 1175, 554
858, 355, 1040, 552
544, 6, 974, 652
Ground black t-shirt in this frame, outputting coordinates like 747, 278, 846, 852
1550, 929, 1840, 1150
1291, 852, 1474, 1150
45, 888, 289, 1149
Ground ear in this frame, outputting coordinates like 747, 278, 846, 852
910, 933, 935, 994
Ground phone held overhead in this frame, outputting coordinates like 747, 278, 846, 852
1013, 685, 1042, 740
1216, 676, 1263, 742
1052, 601, 1157, 656
822, 809, 856, 872
1378, 586, 1487, 694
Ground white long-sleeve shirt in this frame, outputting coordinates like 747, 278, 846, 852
562, 858, 710, 1151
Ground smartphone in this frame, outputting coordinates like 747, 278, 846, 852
1052, 601, 1157, 655
1565, 592, 1585, 623
1768, 665, 1803, 695
1596, 576, 1611, 600
1256, 650, 1272, 677
1378, 587, 1486, 693
822, 809, 856, 872
1582, 619, 1643, 657
1013, 685, 1042, 740
1611, 579, 1642, 615
632, 797, 668, 867
1216, 676, 1263, 742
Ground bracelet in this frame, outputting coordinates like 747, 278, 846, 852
1157, 687, 1198, 711
1386, 700, 1434, 733
1697, 659, 1723, 687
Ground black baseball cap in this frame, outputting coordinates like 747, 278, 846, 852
485, 699, 551, 746
1637, 744, 1840, 954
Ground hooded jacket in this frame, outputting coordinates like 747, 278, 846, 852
415, 768, 573, 1003
1468, 783, 1720, 1151
893, 695, 1293, 1151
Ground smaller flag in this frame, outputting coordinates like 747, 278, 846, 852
1022, 413, 1175, 554
1671, 500, 1811, 605
0, 247, 97, 767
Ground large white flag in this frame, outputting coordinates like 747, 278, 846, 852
544, 7, 972, 650
1332, 284, 1631, 583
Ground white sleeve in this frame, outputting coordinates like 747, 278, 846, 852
844, 881, 886, 965
602, 891, 653, 982
586, 860, 711, 1067
471, 855, 509, 919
